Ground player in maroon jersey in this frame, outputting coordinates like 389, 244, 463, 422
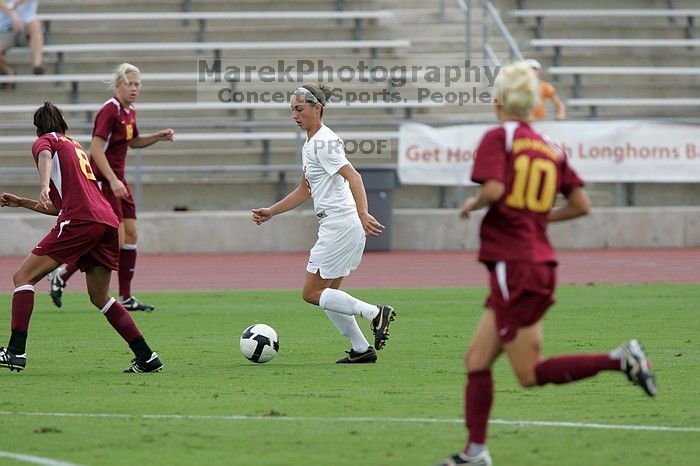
48, 63, 174, 311
434, 62, 656, 466
0, 102, 163, 373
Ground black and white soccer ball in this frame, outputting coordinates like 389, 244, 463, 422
240, 324, 279, 364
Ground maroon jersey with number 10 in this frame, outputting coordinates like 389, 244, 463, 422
32, 132, 119, 228
471, 121, 584, 264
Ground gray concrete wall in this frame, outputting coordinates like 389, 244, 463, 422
1, 207, 698, 256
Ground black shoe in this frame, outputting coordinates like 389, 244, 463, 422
119, 296, 155, 312
123, 352, 163, 373
619, 339, 658, 397
0, 347, 26, 372
434, 449, 492, 466
371, 305, 395, 350
336, 346, 377, 364
48, 269, 65, 308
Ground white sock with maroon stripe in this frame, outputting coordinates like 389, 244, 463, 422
319, 288, 379, 320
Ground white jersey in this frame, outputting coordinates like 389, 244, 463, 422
302, 125, 357, 219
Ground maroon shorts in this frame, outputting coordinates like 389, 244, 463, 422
484, 262, 557, 342
32, 220, 119, 272
100, 179, 136, 221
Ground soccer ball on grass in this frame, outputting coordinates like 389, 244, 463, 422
240, 324, 279, 363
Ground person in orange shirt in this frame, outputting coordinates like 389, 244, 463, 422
527, 59, 566, 120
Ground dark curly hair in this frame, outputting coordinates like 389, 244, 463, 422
34, 101, 69, 136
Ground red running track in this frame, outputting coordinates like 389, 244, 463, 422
0, 248, 698, 293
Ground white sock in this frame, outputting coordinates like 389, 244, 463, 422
319, 288, 379, 321
467, 443, 486, 457
324, 310, 370, 352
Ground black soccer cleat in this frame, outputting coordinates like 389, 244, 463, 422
0, 347, 26, 372
48, 269, 65, 308
434, 449, 492, 466
119, 296, 155, 312
336, 346, 377, 364
371, 305, 395, 350
123, 352, 163, 373
619, 339, 658, 397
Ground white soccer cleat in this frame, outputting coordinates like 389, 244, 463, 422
619, 339, 658, 397
435, 449, 492, 466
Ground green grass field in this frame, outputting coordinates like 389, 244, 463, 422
0, 284, 698, 466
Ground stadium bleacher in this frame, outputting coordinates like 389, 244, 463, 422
1, 0, 698, 212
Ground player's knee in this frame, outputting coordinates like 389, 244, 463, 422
514, 370, 538, 388
465, 347, 489, 372
11, 270, 28, 287
87, 291, 109, 308
302, 289, 320, 305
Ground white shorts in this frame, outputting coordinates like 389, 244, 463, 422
307, 214, 365, 279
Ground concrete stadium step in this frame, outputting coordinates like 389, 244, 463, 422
46, 27, 363, 44
40, 0, 378, 13
523, 45, 700, 62
501, 0, 699, 8
553, 80, 700, 95
567, 105, 700, 119
520, 24, 696, 40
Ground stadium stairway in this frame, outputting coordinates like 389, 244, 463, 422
503, 0, 700, 119
1, 0, 514, 211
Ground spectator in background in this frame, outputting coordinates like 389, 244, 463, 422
526, 58, 566, 121
0, 0, 45, 89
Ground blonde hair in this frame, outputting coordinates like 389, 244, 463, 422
494, 61, 538, 118
110, 62, 141, 90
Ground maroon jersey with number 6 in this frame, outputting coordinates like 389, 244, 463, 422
32, 132, 118, 228
471, 121, 583, 264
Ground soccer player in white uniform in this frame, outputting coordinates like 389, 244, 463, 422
252, 84, 396, 363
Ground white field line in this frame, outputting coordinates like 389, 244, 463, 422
0, 451, 84, 466
1, 411, 699, 433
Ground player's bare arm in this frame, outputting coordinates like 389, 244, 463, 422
1, 192, 58, 215
337, 164, 384, 237
36, 149, 53, 210
89, 135, 127, 200
252, 172, 311, 225
459, 180, 505, 219
549, 186, 591, 222
552, 93, 567, 121
129, 128, 175, 149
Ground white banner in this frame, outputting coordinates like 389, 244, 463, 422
398, 121, 700, 185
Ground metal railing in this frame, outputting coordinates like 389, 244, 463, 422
439, 0, 472, 59
439, 0, 524, 64
483, 1, 524, 65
